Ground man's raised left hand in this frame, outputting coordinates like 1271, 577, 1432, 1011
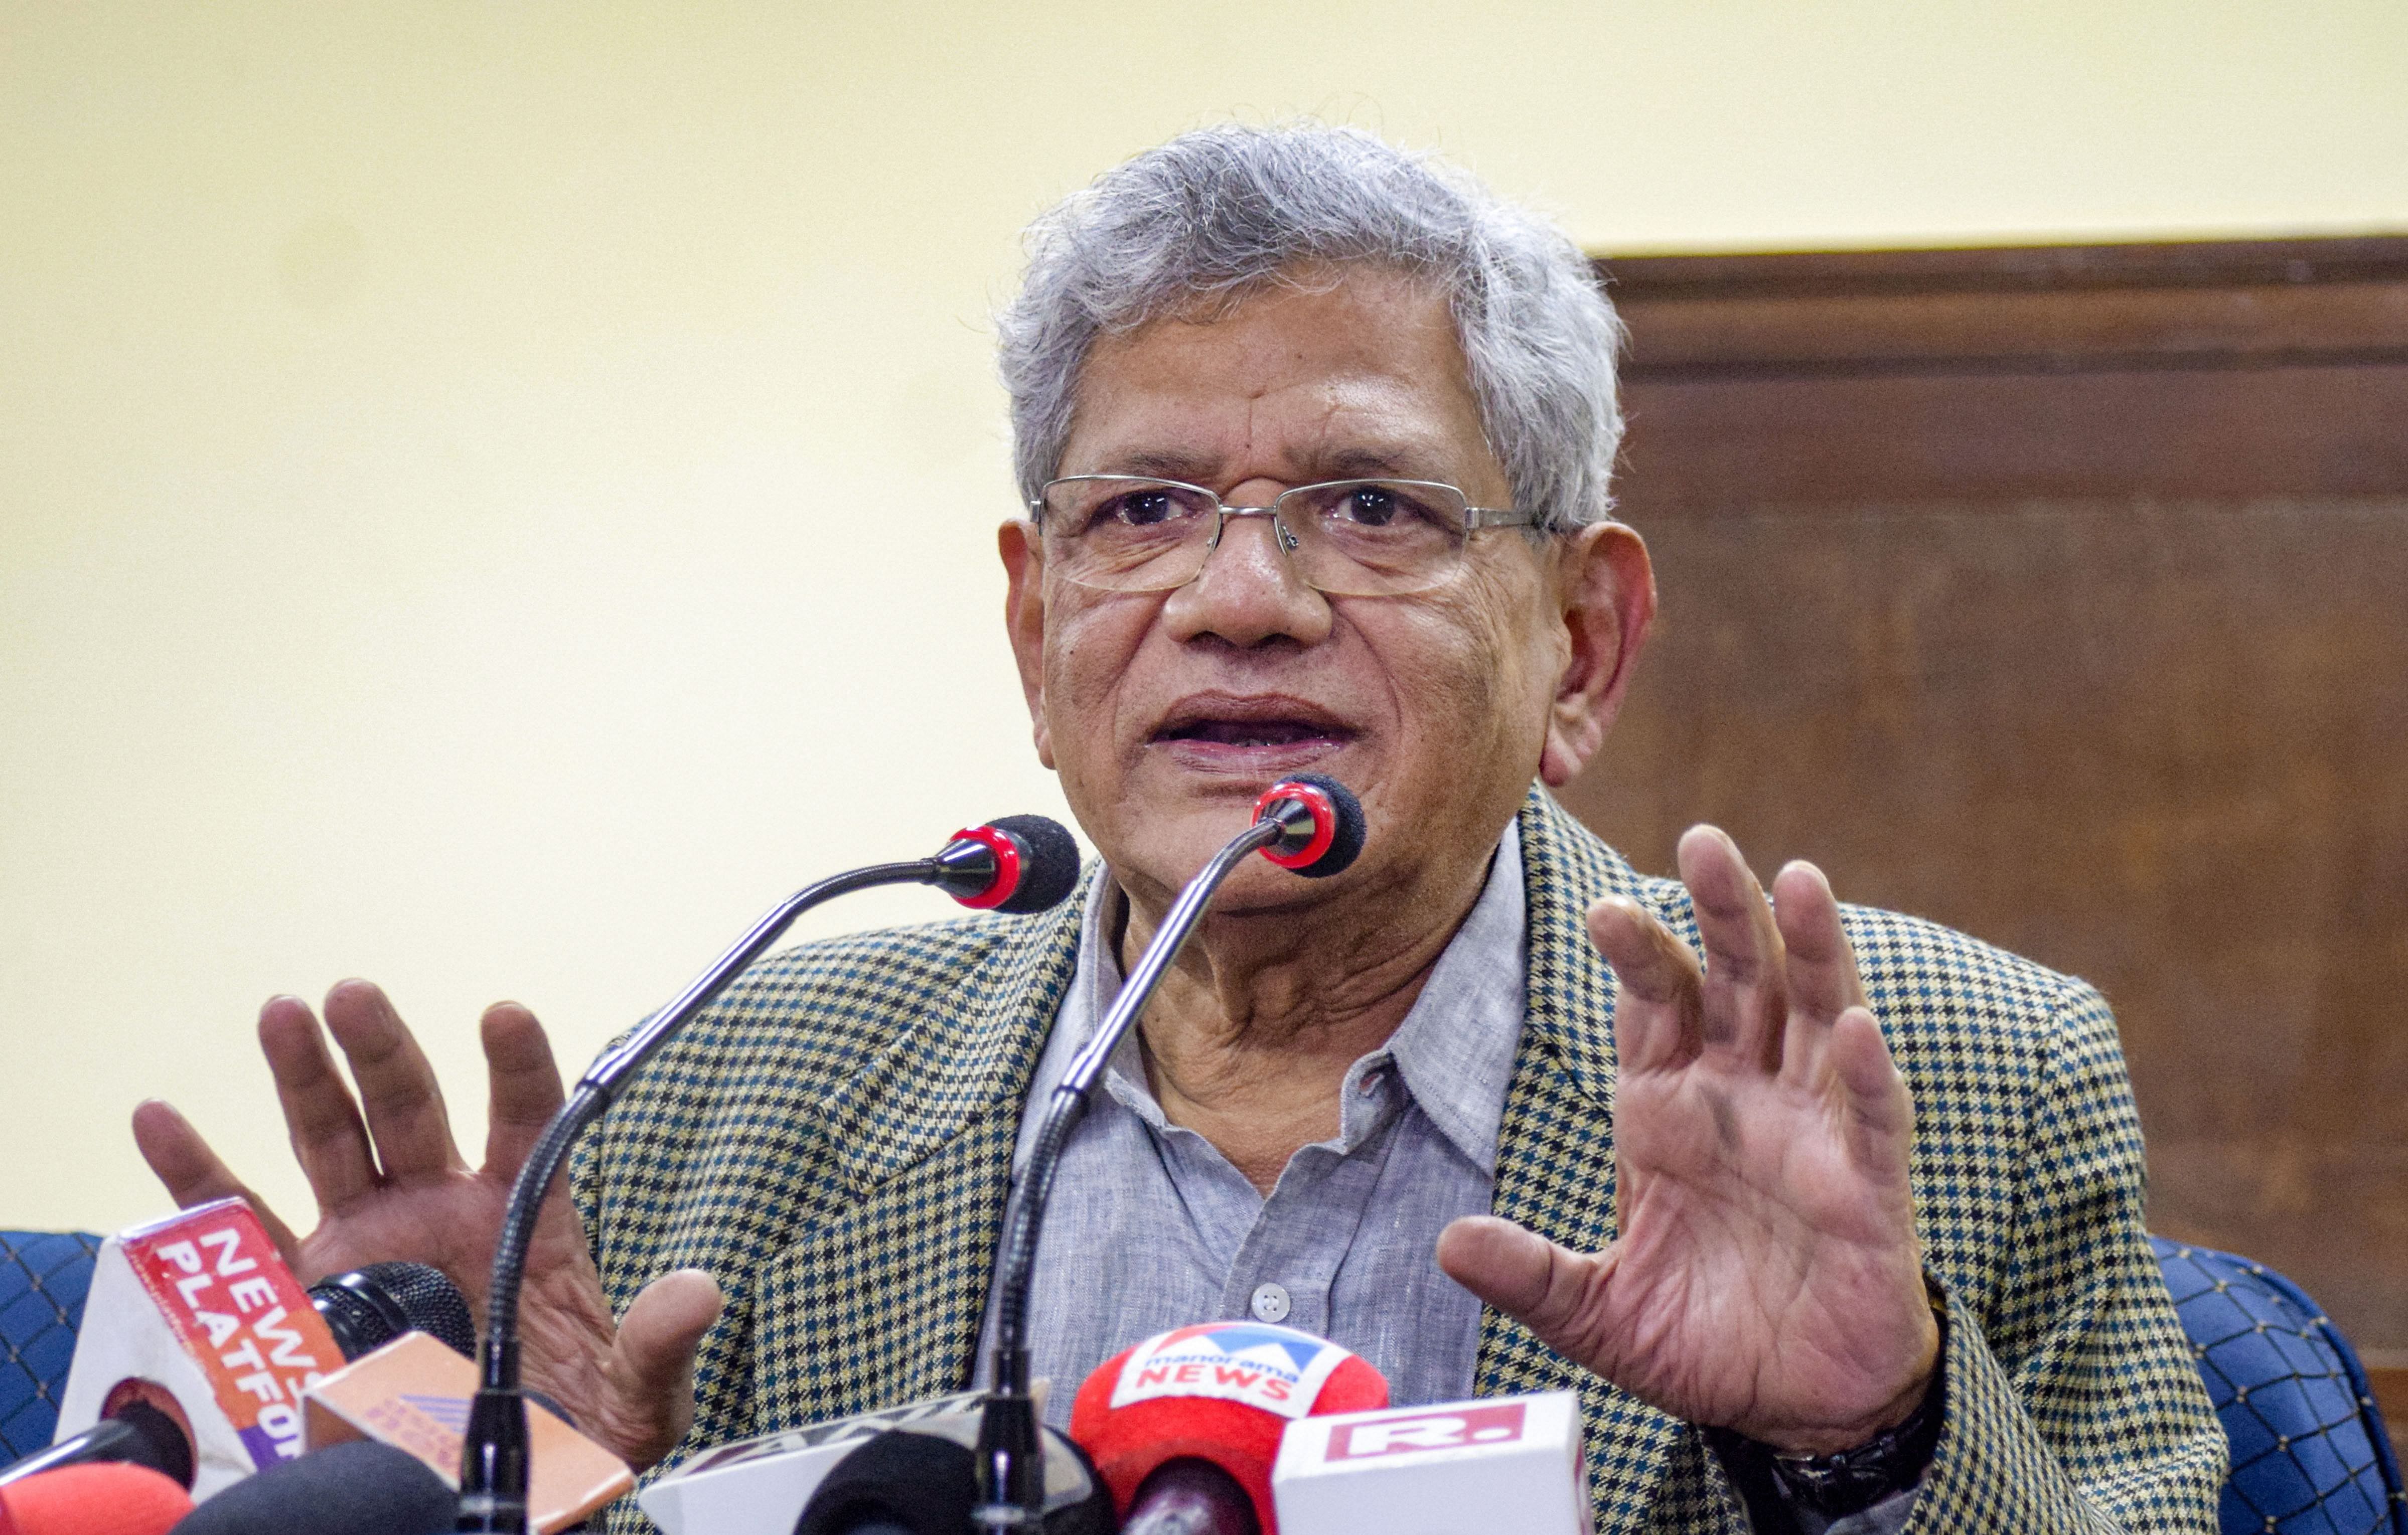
1437, 825, 1938, 1455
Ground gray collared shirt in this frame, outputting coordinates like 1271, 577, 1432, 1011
975, 824, 1529, 1417
972, 821, 1916, 1535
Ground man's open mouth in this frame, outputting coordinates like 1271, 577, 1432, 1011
1156, 718, 1348, 748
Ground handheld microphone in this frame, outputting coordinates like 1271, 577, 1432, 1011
161, 1439, 455, 1535
638, 1387, 1115, 1535
14, 1200, 475, 1498
456, 815, 1082, 1531
309, 1261, 476, 1362
38, 1199, 360, 1500
792, 1423, 1111, 1535
976, 776, 1367, 1526
1270, 1392, 1591, 1535
636, 1387, 986, 1534
0, 1462, 194, 1535
1067, 1321, 1388, 1535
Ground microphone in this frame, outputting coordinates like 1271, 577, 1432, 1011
38, 1199, 366, 1499
636, 1387, 986, 1534
161, 1439, 454, 1535
309, 1261, 476, 1362
456, 816, 1082, 1532
303, 1330, 630, 1534
1067, 1322, 1388, 1535
636, 1387, 1110, 1535
1270, 1391, 1591, 1535
976, 777, 1367, 1525
13, 1203, 475, 1497
932, 815, 1084, 914
0, 1462, 194, 1535
791, 1424, 1111, 1535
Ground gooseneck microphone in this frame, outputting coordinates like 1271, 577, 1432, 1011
456, 816, 1081, 1532
974, 775, 1367, 1527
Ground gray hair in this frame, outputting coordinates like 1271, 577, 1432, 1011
997, 122, 1626, 532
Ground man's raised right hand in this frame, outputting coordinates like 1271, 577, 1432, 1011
130, 980, 720, 1471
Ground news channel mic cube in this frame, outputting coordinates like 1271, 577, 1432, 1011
1271, 1390, 1592, 1535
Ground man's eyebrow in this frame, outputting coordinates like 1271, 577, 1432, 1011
1088, 449, 1223, 483
1085, 444, 1451, 485
1310, 446, 1430, 481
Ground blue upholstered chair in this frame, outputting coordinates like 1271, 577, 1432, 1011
4, 1225, 2402, 1531
0, 1231, 102, 1461
2154, 1237, 2407, 1535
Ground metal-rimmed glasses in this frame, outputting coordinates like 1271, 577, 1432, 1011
1030, 475, 1544, 597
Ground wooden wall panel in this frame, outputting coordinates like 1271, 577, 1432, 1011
1561, 238, 2408, 1361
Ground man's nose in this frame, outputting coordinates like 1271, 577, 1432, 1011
1161, 510, 1332, 648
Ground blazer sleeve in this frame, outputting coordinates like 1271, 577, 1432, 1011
1901, 980, 2226, 1532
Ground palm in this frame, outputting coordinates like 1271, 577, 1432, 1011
1440, 826, 1936, 1453
1590, 1043, 1924, 1439
131, 981, 710, 1469
285, 1162, 587, 1315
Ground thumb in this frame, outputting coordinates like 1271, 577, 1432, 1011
604, 1268, 722, 1469
1437, 1216, 1616, 1367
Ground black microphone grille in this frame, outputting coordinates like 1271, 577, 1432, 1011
164, 1438, 454, 1534
985, 814, 1084, 915
1258, 773, 1367, 879
309, 1261, 476, 1360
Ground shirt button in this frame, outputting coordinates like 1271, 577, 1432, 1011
1249, 1283, 1292, 1324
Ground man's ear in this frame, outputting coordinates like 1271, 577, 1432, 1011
998, 518, 1056, 770
1539, 520, 1656, 788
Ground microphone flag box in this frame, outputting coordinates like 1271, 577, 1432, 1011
636, 1388, 996, 1535
1271, 1390, 1593, 1535
304, 1329, 634, 1533
54, 1197, 349, 1501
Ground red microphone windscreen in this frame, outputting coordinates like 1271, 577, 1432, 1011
1069, 1322, 1387, 1532
0, 1462, 194, 1535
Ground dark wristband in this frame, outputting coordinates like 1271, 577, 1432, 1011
1760, 1292, 1947, 1519
1764, 1365, 1943, 1518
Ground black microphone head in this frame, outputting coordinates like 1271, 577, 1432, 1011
793, 1431, 974, 1535
310, 1261, 476, 1360
984, 814, 1083, 914
792, 1428, 1113, 1535
165, 1439, 452, 1535
1252, 773, 1366, 879
933, 815, 1084, 915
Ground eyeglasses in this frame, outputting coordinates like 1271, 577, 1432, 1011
1030, 476, 1543, 597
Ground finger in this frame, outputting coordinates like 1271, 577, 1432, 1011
1435, 1216, 1614, 1368
1830, 1007, 1915, 1171
1768, 860, 1867, 1087
322, 979, 467, 1182
258, 994, 381, 1210
1585, 895, 1706, 1072
1677, 826, 1788, 1070
481, 1002, 568, 1177
130, 1100, 307, 1260
607, 1269, 724, 1470
1769, 861, 1866, 1022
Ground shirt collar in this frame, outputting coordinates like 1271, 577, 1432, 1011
1016, 822, 1529, 1178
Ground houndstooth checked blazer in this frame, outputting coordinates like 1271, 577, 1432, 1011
574, 789, 2225, 1533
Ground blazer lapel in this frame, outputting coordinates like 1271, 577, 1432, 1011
750, 886, 1086, 1430
1478, 791, 1725, 1530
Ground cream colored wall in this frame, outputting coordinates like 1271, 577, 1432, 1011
5, 1, 2404, 1235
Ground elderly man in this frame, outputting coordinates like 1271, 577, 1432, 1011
133, 125, 2223, 1532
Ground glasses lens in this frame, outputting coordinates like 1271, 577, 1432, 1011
1040, 478, 1219, 590
1277, 481, 1470, 595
